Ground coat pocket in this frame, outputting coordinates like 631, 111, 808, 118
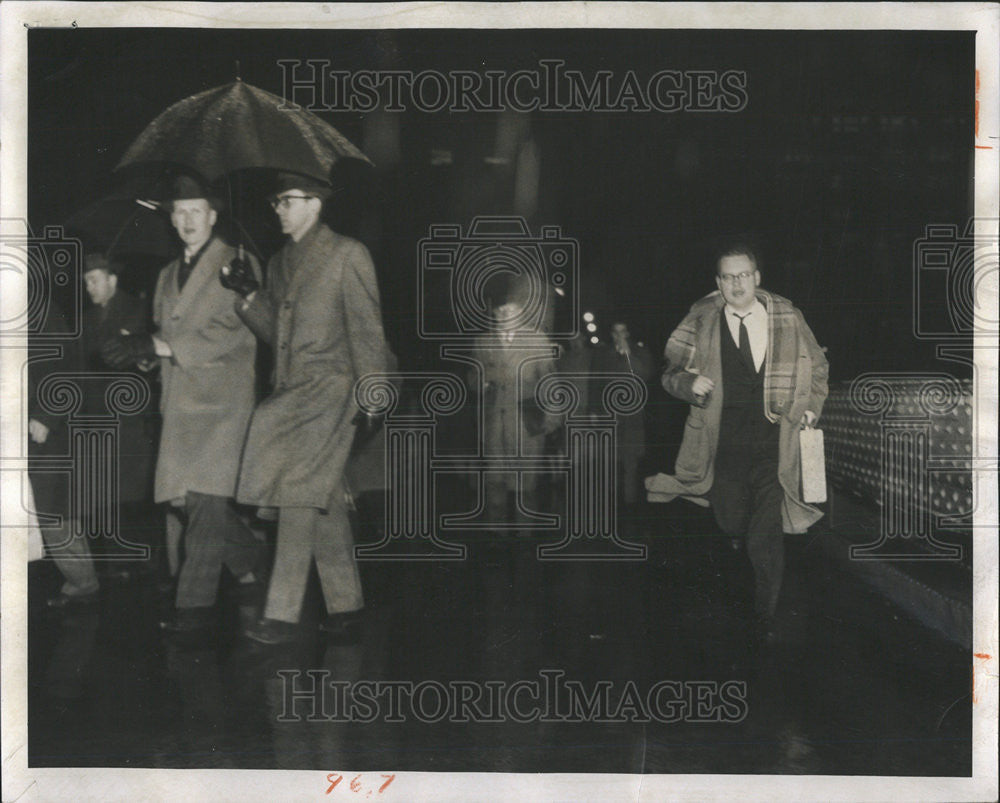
675, 422, 708, 479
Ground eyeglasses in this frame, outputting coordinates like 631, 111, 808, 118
269, 194, 314, 210
718, 271, 755, 285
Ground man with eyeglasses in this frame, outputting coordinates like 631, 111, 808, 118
102, 174, 264, 642
646, 242, 828, 645
220, 171, 391, 646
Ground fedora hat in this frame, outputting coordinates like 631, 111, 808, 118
269, 171, 334, 202
162, 174, 223, 211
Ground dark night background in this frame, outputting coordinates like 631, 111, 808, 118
29, 28, 974, 382
22, 26, 980, 779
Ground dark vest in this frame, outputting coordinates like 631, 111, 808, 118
717, 309, 779, 469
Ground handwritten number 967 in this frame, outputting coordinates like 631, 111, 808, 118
326, 773, 396, 795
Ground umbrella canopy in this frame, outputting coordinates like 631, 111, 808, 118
116, 80, 371, 183
65, 195, 176, 262
65, 167, 270, 269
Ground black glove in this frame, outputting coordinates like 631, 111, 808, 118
351, 409, 385, 450
219, 254, 259, 298
101, 333, 156, 369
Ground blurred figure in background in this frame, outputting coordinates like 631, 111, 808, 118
29, 301, 100, 609
555, 331, 593, 417
592, 319, 654, 532
467, 277, 560, 588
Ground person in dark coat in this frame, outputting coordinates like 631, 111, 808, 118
591, 320, 654, 514
80, 254, 155, 566
103, 175, 263, 637
555, 332, 593, 417
221, 171, 392, 646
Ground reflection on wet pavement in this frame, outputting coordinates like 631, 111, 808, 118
28, 497, 971, 775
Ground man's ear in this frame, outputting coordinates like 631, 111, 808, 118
208, 208, 218, 228
109, 273, 118, 291
753, 270, 761, 288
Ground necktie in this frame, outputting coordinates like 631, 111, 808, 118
177, 257, 193, 291
178, 238, 213, 291
734, 312, 754, 369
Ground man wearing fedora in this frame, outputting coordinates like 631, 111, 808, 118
103, 175, 263, 639
221, 171, 391, 645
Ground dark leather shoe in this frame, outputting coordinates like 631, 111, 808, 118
319, 610, 363, 644
46, 590, 99, 610
159, 606, 214, 633
244, 617, 300, 645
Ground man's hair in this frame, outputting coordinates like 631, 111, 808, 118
713, 240, 760, 274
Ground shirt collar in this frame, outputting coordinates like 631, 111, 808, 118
289, 220, 322, 252
183, 235, 215, 266
724, 298, 766, 319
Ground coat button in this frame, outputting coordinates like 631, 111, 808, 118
279, 343, 288, 350
283, 300, 292, 309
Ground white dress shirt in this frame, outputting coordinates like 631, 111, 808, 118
723, 299, 768, 372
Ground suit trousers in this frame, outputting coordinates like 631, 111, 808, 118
175, 491, 261, 609
263, 505, 364, 624
710, 454, 785, 620
42, 521, 100, 596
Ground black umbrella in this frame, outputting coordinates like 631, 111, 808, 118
116, 79, 371, 183
64, 195, 175, 262
66, 167, 271, 266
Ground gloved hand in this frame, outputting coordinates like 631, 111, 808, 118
351, 409, 385, 449
102, 333, 156, 369
219, 254, 259, 298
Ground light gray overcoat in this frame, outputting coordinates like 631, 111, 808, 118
236, 223, 390, 510
152, 237, 259, 503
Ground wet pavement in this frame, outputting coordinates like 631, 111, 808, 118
28, 494, 971, 775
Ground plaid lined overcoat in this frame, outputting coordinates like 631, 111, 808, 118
645, 289, 829, 533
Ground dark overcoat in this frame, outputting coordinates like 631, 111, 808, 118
236, 223, 390, 510
152, 237, 259, 503
591, 342, 654, 458
80, 289, 155, 502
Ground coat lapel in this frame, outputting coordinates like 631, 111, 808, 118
283, 224, 330, 303
170, 238, 226, 321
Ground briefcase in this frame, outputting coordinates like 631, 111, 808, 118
799, 428, 827, 503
